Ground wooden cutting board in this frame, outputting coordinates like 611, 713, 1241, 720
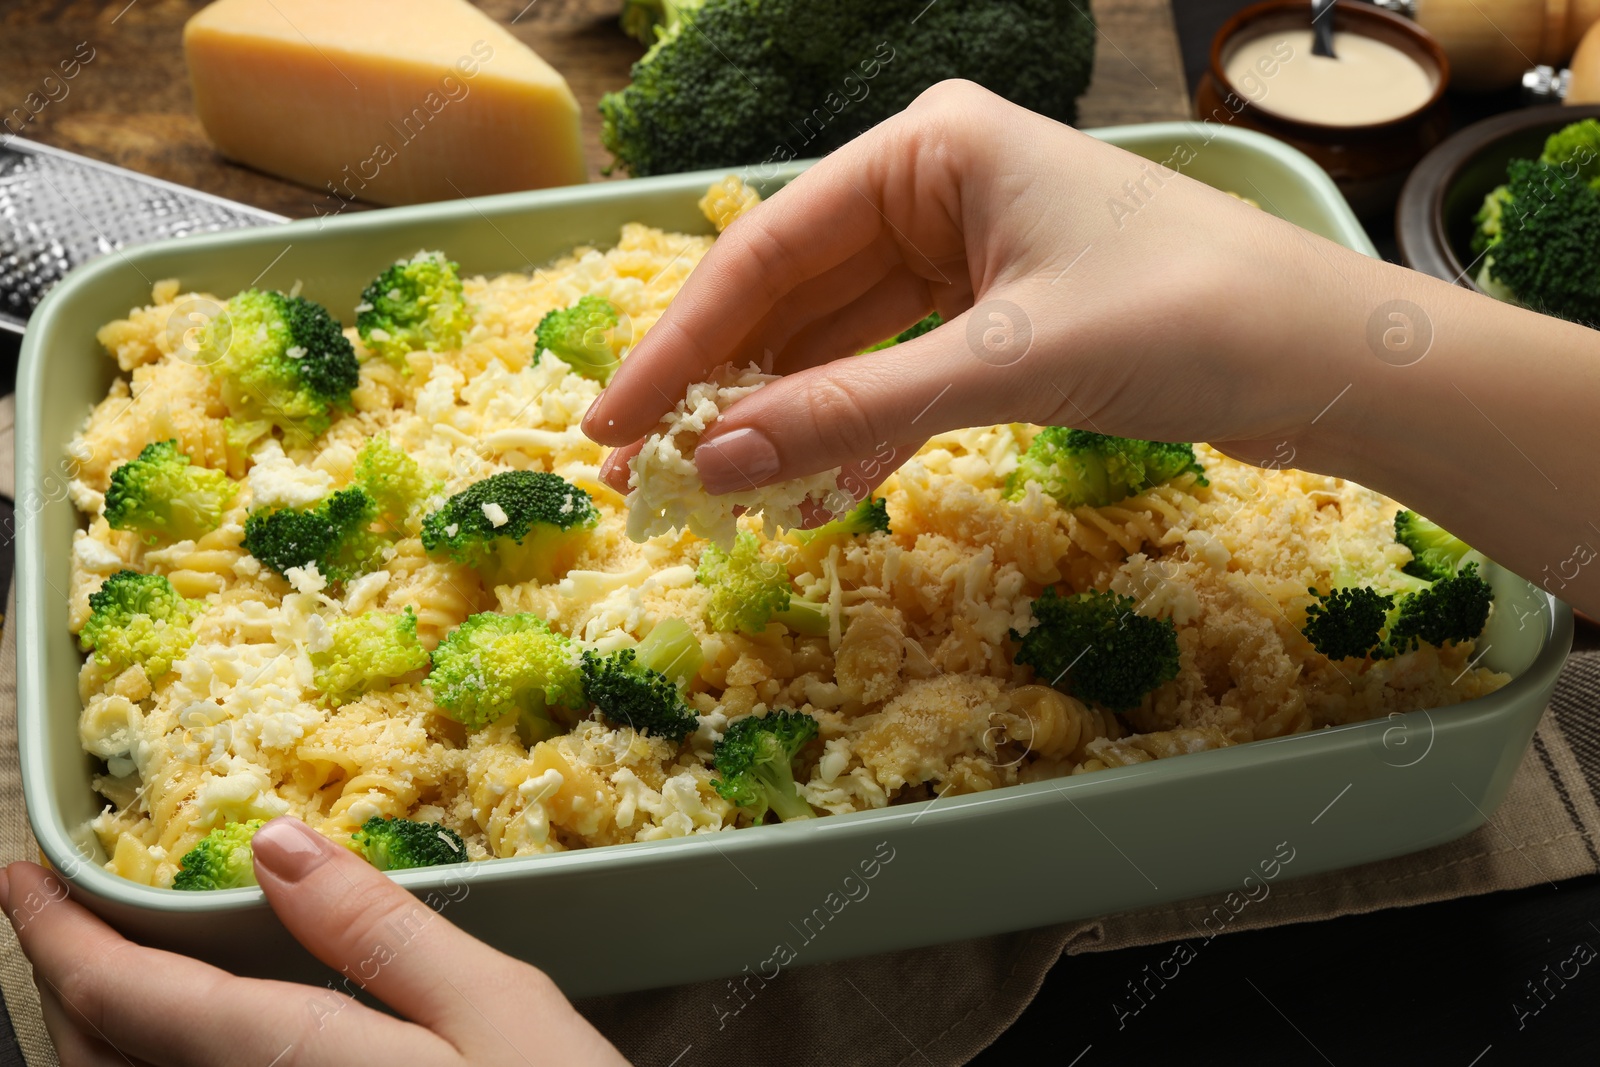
0, 0, 1190, 220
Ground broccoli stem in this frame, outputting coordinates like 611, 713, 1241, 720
759, 764, 816, 821
635, 617, 702, 687
772, 596, 830, 637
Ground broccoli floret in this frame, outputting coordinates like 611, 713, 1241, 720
420, 471, 599, 586
104, 440, 238, 543
172, 819, 264, 890
200, 289, 359, 438
711, 710, 819, 822
1301, 563, 1494, 661
1387, 563, 1495, 654
311, 608, 431, 706
1472, 184, 1513, 256
620, 0, 693, 44
79, 570, 200, 679
353, 433, 437, 530
599, 0, 1095, 177
581, 618, 704, 742
861, 312, 944, 353
697, 531, 829, 636
1011, 588, 1180, 711
426, 612, 584, 739
356, 251, 472, 366
1004, 428, 1207, 507
534, 295, 624, 383
243, 487, 385, 583
1302, 585, 1394, 662
790, 496, 890, 545
348, 815, 466, 871
1394, 511, 1473, 582
1473, 156, 1600, 325
1540, 118, 1600, 185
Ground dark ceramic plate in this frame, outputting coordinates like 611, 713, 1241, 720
1397, 104, 1600, 292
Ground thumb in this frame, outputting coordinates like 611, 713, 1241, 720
692, 298, 1051, 494
250, 818, 617, 1063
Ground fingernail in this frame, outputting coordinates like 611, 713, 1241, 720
697, 428, 780, 493
252, 819, 333, 883
600, 450, 625, 486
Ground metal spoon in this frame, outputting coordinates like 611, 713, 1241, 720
1311, 0, 1338, 58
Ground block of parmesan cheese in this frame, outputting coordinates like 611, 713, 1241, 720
184, 0, 586, 207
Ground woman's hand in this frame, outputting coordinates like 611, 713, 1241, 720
582, 79, 1367, 503
1, 818, 627, 1067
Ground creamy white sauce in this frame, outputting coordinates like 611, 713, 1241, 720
1224, 29, 1435, 126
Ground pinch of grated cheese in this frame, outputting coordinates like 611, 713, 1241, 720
624, 365, 841, 550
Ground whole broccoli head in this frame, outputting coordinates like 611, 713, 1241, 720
353, 433, 437, 531
243, 487, 386, 584
201, 289, 359, 439
1474, 156, 1600, 326
535, 295, 625, 383
311, 608, 431, 706
426, 612, 584, 738
1394, 511, 1472, 582
357, 251, 473, 366
712, 709, 819, 822
1005, 428, 1207, 507
104, 439, 238, 543
697, 530, 828, 636
580, 617, 703, 742
79, 570, 200, 679
1011, 588, 1181, 711
172, 819, 265, 890
349, 815, 466, 871
599, 0, 1094, 177
420, 471, 599, 586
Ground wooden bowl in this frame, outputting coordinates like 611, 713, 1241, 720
1195, 0, 1451, 220
1396, 104, 1600, 293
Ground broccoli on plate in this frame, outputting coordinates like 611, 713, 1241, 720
349, 815, 466, 871
1005, 428, 1206, 508
697, 531, 828, 636
426, 612, 584, 741
580, 617, 703, 742
243, 486, 386, 584
172, 819, 265, 890
1011, 588, 1181, 712
712, 709, 820, 823
1301, 516, 1494, 662
421, 471, 598, 586
535, 295, 626, 383
311, 608, 431, 706
79, 570, 200, 680
357, 251, 473, 366
353, 432, 437, 531
199, 289, 359, 438
104, 439, 238, 543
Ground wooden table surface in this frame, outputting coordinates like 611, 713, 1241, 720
0, 0, 1191, 219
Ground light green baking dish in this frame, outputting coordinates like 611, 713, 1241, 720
17, 123, 1572, 998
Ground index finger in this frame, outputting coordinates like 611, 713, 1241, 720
583, 143, 902, 446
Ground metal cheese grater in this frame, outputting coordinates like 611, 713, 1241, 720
0, 136, 286, 335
